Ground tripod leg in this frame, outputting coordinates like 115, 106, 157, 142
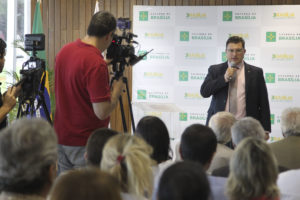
119, 96, 128, 133
123, 77, 136, 133
16, 102, 22, 119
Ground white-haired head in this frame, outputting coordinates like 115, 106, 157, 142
209, 111, 236, 144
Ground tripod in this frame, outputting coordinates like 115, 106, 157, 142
110, 63, 135, 133
17, 72, 52, 124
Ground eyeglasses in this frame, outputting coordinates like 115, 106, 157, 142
226, 48, 244, 54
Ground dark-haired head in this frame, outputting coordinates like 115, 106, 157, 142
86, 128, 119, 167
136, 116, 171, 164
158, 161, 211, 200
226, 36, 245, 49
87, 11, 116, 38
180, 124, 217, 169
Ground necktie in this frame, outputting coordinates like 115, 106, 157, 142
229, 73, 238, 115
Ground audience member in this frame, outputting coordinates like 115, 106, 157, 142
136, 116, 172, 165
0, 118, 57, 200
85, 128, 119, 167
270, 107, 300, 169
231, 117, 265, 146
212, 117, 277, 177
208, 111, 236, 173
101, 134, 153, 200
227, 138, 279, 200
48, 168, 122, 200
180, 124, 217, 170
158, 161, 210, 200
135, 116, 173, 200
179, 124, 228, 200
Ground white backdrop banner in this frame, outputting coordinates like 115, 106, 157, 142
132, 5, 300, 142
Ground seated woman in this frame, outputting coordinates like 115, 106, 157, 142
101, 134, 154, 200
136, 116, 174, 200
135, 116, 172, 165
226, 138, 279, 200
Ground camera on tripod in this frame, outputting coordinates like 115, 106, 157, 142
16, 33, 51, 123
106, 18, 152, 80
18, 34, 46, 101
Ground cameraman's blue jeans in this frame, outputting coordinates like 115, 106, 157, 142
57, 144, 86, 175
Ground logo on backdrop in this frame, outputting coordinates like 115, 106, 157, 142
180, 31, 213, 41
139, 10, 171, 21
265, 73, 300, 83
145, 32, 164, 39
144, 72, 163, 79
222, 52, 227, 62
266, 32, 276, 42
179, 112, 188, 121
180, 31, 189, 41
184, 92, 203, 100
137, 90, 147, 100
265, 73, 276, 83
139, 11, 148, 21
179, 71, 189, 81
223, 11, 233, 21
271, 114, 275, 125
272, 54, 294, 61
185, 52, 206, 60
222, 11, 256, 21
273, 12, 295, 19
278, 74, 300, 82
186, 12, 207, 19
191, 32, 213, 40
179, 112, 207, 122
149, 91, 169, 99
179, 71, 207, 82
266, 31, 300, 42
278, 33, 300, 41
271, 95, 293, 102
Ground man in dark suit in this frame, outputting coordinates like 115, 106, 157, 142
200, 36, 271, 135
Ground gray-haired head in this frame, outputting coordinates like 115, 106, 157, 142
209, 111, 236, 144
0, 118, 57, 194
231, 117, 265, 146
281, 107, 300, 137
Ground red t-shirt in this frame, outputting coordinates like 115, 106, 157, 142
54, 39, 111, 146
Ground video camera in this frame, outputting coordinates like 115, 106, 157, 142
18, 34, 46, 101
106, 18, 152, 80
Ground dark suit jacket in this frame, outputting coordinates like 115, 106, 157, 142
200, 62, 271, 132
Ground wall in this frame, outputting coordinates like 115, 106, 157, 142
32, 0, 300, 132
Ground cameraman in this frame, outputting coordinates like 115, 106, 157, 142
54, 11, 124, 174
0, 38, 19, 129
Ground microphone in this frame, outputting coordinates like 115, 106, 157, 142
230, 62, 238, 69
129, 49, 153, 66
